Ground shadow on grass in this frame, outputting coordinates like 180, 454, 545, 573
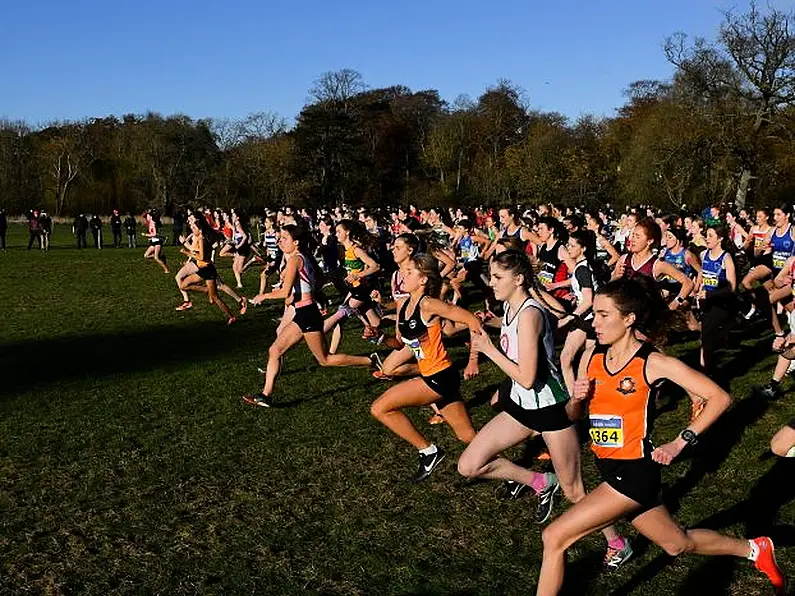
0, 318, 275, 397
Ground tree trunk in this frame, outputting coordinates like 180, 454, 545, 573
735, 167, 753, 209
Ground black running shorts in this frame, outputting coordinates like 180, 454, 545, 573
422, 366, 462, 409
498, 378, 572, 433
596, 456, 662, 520
293, 303, 324, 333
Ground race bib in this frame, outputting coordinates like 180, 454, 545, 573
589, 414, 624, 448
403, 337, 425, 361
703, 273, 718, 288
773, 251, 789, 270
537, 271, 554, 286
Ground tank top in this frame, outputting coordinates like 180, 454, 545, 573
622, 253, 656, 280
458, 235, 480, 263
193, 235, 213, 268
771, 225, 794, 271
587, 343, 658, 460
752, 226, 770, 252
701, 250, 728, 293
398, 297, 452, 377
392, 269, 409, 302
264, 232, 280, 260
661, 247, 692, 280
344, 245, 365, 287
570, 261, 596, 320
498, 298, 568, 410
291, 253, 316, 306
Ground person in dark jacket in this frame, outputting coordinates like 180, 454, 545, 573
74, 214, 88, 249
27, 210, 42, 250
0, 209, 7, 250
110, 209, 123, 248
89, 214, 102, 249
124, 213, 137, 248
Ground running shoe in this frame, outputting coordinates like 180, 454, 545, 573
603, 539, 634, 570
428, 413, 445, 425
243, 393, 273, 408
496, 480, 529, 501
338, 304, 355, 318
535, 473, 560, 524
536, 451, 552, 461
370, 352, 384, 372
175, 301, 193, 311
227, 317, 237, 326
411, 448, 446, 483
755, 383, 781, 400
750, 537, 786, 595
239, 297, 248, 315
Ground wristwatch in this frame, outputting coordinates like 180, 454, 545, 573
680, 429, 698, 446
675, 296, 685, 304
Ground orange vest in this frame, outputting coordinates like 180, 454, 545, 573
587, 343, 657, 460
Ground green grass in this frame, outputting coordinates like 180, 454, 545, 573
1, 223, 794, 595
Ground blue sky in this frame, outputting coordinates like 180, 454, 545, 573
2, 0, 790, 127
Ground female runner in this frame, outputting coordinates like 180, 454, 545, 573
459, 250, 632, 570
370, 254, 481, 483
231, 218, 250, 289
143, 211, 169, 273
178, 217, 236, 324
536, 276, 785, 596
244, 225, 374, 407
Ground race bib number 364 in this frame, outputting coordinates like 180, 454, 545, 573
589, 414, 624, 448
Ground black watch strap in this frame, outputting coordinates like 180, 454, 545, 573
680, 429, 698, 446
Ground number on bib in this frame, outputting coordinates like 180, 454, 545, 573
588, 415, 624, 448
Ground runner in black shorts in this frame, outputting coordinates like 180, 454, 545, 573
537, 277, 785, 595
244, 225, 376, 408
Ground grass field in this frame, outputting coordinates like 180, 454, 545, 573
2, 223, 795, 595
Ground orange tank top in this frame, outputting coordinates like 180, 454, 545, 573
398, 297, 452, 377
587, 343, 657, 460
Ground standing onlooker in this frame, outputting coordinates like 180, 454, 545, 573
39, 211, 52, 251
74, 213, 88, 249
124, 213, 137, 248
27, 209, 42, 250
0, 209, 7, 250
172, 208, 184, 246
89, 214, 102, 249
110, 209, 123, 248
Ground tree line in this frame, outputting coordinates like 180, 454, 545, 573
2, 3, 795, 217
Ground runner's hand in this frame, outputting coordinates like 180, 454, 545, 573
651, 442, 683, 466
464, 360, 479, 380
470, 329, 492, 354
571, 378, 594, 403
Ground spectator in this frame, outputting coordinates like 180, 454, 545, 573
89, 214, 102, 249
0, 209, 7, 250
73, 213, 88, 249
39, 211, 52, 251
124, 213, 137, 248
27, 209, 42, 250
110, 209, 123, 248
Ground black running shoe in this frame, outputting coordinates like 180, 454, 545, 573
243, 393, 273, 408
535, 474, 560, 523
497, 480, 530, 501
411, 448, 446, 483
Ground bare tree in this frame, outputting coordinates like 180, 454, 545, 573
309, 69, 367, 104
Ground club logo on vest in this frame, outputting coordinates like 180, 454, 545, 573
617, 376, 636, 395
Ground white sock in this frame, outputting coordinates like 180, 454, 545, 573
419, 444, 438, 456
747, 539, 759, 561
786, 446, 795, 458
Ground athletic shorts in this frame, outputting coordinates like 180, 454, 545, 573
787, 418, 795, 430
497, 379, 572, 433
293, 303, 323, 333
149, 237, 163, 246
349, 284, 374, 305
237, 245, 251, 258
197, 264, 218, 280
595, 456, 662, 520
422, 366, 462, 410
754, 253, 774, 272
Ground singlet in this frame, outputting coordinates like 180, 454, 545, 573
537, 242, 565, 287
570, 261, 596, 320
661, 247, 693, 279
264, 232, 280, 261
291, 253, 316, 306
458, 235, 480, 263
193, 235, 213, 268
502, 225, 523, 240
391, 269, 409, 302
498, 298, 568, 410
587, 343, 659, 460
398, 297, 452, 377
771, 225, 794, 272
344, 245, 365, 287
751, 225, 771, 253
701, 250, 728, 293
622, 253, 656, 280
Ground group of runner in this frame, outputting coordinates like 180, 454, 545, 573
151, 201, 789, 594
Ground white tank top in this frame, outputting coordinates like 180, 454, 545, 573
499, 298, 568, 410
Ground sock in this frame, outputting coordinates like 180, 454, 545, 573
786, 446, 795, 458
747, 539, 759, 562
419, 444, 438, 456
608, 536, 626, 550
529, 472, 548, 494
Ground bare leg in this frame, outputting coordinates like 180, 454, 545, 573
370, 378, 443, 449
262, 323, 303, 396
303, 332, 371, 367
